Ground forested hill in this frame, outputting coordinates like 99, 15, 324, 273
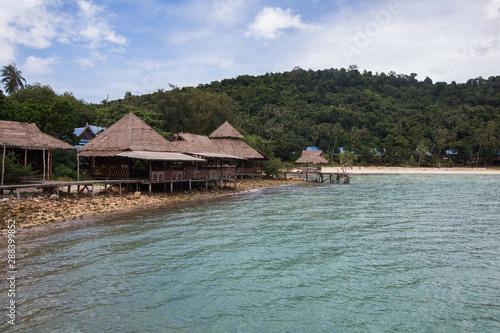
196, 68, 500, 165
1, 67, 499, 166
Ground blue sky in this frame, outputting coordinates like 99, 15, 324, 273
2, 0, 499, 103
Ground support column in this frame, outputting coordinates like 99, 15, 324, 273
1, 144, 5, 186
43, 149, 46, 182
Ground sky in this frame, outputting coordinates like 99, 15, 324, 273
1, 0, 499, 103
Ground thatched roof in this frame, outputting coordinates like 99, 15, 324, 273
211, 138, 265, 160
172, 133, 246, 160
172, 133, 222, 154
0, 120, 75, 150
295, 150, 329, 164
209, 121, 244, 139
80, 112, 177, 157
116, 151, 206, 162
208, 121, 265, 160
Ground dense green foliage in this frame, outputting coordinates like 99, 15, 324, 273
197, 68, 500, 166
1, 65, 499, 167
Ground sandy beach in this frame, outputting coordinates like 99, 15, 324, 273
321, 166, 500, 175
0, 178, 304, 232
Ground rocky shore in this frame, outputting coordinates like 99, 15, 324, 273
0, 178, 303, 232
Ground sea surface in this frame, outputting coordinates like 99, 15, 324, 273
1, 174, 500, 332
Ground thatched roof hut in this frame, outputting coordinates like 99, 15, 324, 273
0, 120, 75, 184
0, 120, 75, 150
209, 121, 244, 139
80, 112, 177, 157
172, 133, 223, 154
172, 132, 245, 160
209, 121, 265, 160
295, 150, 329, 164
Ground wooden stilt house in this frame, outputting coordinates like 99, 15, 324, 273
79, 112, 205, 181
172, 132, 245, 180
295, 150, 329, 165
0, 120, 75, 184
209, 121, 267, 176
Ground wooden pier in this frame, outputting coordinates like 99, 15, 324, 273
0, 172, 239, 200
285, 167, 351, 184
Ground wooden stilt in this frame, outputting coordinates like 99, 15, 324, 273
91, 182, 95, 199
43, 149, 46, 182
1, 144, 5, 186
16, 188, 20, 200
189, 178, 192, 192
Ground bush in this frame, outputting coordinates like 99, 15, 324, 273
262, 157, 284, 178
1, 152, 39, 184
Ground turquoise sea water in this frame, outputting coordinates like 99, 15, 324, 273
2, 174, 500, 332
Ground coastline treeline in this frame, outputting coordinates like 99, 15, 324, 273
1, 65, 499, 167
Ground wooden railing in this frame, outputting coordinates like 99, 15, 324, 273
150, 168, 237, 182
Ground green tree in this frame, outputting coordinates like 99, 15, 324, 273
1, 64, 26, 94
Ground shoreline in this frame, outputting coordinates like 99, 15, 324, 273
2, 167, 499, 232
321, 166, 500, 175
0, 178, 303, 232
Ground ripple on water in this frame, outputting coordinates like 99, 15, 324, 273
2, 175, 500, 332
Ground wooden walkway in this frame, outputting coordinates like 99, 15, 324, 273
285, 167, 351, 184
0, 175, 239, 199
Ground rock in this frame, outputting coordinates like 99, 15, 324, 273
134, 191, 141, 197
1, 198, 9, 203
50, 194, 59, 200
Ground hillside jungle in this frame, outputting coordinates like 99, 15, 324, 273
1, 66, 499, 182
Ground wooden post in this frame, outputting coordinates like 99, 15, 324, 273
91, 182, 95, 199
189, 178, 192, 192
68, 185, 71, 194
1, 144, 5, 186
24, 148, 27, 183
119, 183, 122, 196
42, 149, 46, 181
16, 188, 20, 200
77, 148, 80, 181
149, 162, 152, 196
48, 149, 51, 180
170, 179, 173, 193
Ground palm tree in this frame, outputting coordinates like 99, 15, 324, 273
1, 64, 26, 94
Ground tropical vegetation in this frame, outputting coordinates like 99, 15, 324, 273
1, 63, 499, 168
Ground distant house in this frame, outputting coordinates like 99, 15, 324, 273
0, 120, 75, 183
74, 123, 106, 147
209, 121, 267, 176
295, 150, 329, 165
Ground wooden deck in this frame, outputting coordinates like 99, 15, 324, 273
285, 167, 351, 184
0, 171, 241, 199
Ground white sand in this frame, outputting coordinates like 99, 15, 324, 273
320, 167, 500, 175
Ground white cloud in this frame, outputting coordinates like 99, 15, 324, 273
245, 7, 311, 40
75, 0, 127, 50
23, 56, 59, 76
485, 0, 500, 19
